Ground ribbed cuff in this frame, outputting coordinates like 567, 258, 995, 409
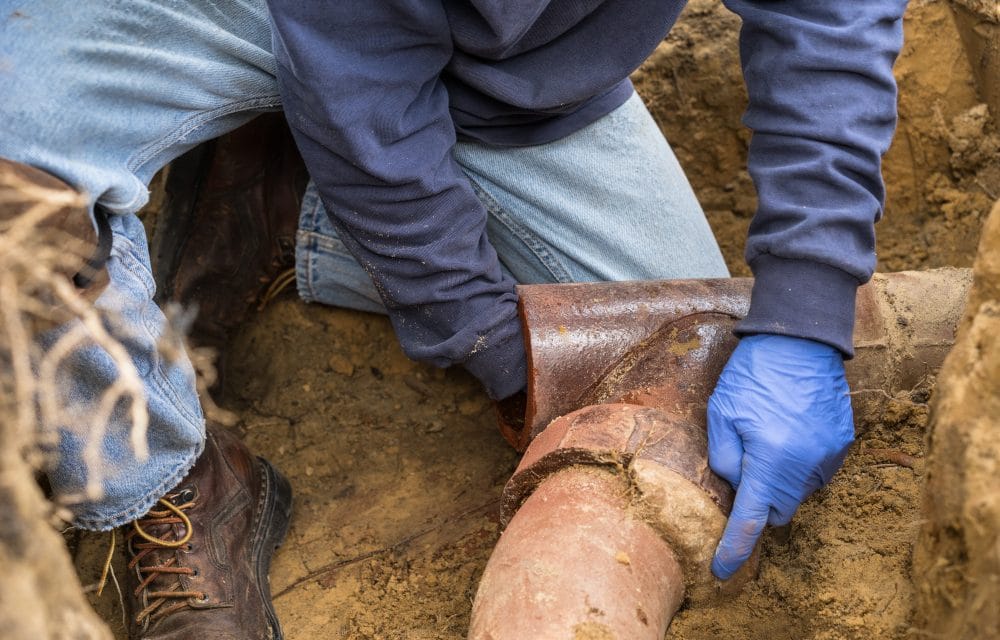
462, 321, 528, 401
734, 255, 861, 358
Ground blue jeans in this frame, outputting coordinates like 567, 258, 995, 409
0, 0, 727, 530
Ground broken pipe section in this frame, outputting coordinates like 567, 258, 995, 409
470, 268, 971, 640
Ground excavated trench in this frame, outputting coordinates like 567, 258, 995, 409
71, 1, 998, 638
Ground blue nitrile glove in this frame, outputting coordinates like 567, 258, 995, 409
707, 334, 854, 579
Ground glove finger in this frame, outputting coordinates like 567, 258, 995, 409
816, 442, 853, 487
707, 400, 743, 488
711, 480, 769, 580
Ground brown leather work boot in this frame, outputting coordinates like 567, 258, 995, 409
124, 425, 292, 640
150, 113, 309, 352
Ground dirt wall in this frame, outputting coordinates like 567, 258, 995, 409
951, 0, 1000, 125
632, 0, 999, 277
913, 200, 1000, 638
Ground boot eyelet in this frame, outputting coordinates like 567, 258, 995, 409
185, 543, 194, 552
191, 569, 199, 577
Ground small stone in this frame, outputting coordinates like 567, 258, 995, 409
327, 354, 355, 376
615, 551, 631, 565
403, 375, 433, 397
426, 421, 444, 433
457, 398, 481, 416
305, 466, 314, 477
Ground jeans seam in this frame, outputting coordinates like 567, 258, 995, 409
297, 230, 355, 257
298, 187, 326, 302
305, 184, 322, 231
136, 303, 203, 427
109, 236, 156, 298
305, 235, 318, 302
125, 95, 282, 175
109, 230, 203, 428
464, 176, 574, 283
295, 232, 314, 303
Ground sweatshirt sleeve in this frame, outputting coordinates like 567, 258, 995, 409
722, 0, 909, 356
265, 1, 525, 399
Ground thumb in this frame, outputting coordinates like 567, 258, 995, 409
712, 478, 769, 580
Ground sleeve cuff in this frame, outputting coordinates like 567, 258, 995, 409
734, 254, 861, 358
461, 321, 528, 401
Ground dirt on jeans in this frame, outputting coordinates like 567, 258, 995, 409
72, 1, 999, 638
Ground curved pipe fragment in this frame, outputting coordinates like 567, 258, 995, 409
469, 468, 684, 640
471, 404, 756, 639
499, 268, 972, 450
475, 269, 971, 640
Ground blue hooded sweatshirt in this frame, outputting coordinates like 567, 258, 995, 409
265, 0, 908, 399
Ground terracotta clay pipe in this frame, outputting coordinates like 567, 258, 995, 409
470, 269, 971, 640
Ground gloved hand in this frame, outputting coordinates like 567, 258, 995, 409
707, 334, 854, 579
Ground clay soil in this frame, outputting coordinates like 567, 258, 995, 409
72, 1, 999, 638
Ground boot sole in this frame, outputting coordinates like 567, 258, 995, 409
252, 457, 293, 640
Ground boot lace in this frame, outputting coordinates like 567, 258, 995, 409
126, 493, 206, 626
